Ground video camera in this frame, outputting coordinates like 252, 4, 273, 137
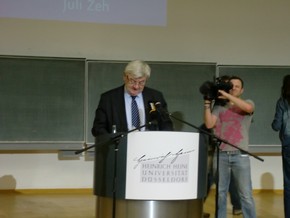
199, 77, 233, 101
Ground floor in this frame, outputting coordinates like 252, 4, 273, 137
203, 190, 283, 218
0, 189, 284, 218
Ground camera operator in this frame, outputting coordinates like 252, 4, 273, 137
203, 76, 256, 218
202, 76, 242, 216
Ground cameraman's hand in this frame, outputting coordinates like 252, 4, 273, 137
217, 90, 230, 99
218, 89, 254, 114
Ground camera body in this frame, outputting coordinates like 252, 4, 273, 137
199, 77, 233, 101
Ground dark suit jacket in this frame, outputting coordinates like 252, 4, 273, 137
92, 85, 174, 197
91, 85, 173, 137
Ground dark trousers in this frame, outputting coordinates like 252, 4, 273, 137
282, 146, 290, 218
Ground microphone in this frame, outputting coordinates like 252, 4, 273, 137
149, 101, 174, 131
148, 101, 160, 126
148, 101, 159, 124
154, 102, 170, 121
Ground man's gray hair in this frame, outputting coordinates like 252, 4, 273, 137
124, 60, 151, 78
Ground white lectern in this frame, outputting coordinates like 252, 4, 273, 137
94, 131, 207, 218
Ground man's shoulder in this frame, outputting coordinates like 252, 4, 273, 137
143, 86, 163, 95
245, 99, 255, 107
245, 99, 254, 103
102, 85, 124, 96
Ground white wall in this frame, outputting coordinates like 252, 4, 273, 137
251, 156, 283, 190
0, 0, 289, 190
1, 0, 290, 65
0, 153, 283, 190
0, 153, 94, 189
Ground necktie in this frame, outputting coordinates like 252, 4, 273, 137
131, 96, 140, 128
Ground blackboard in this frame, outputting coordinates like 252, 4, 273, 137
2, 58, 285, 150
87, 60, 217, 144
218, 65, 290, 146
0, 56, 85, 149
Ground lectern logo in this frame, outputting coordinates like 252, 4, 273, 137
133, 148, 194, 183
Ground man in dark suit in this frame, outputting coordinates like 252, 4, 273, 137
91, 59, 174, 137
91, 60, 173, 198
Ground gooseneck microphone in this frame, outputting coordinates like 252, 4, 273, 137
148, 101, 171, 124
148, 101, 159, 122
154, 102, 170, 121
148, 101, 174, 131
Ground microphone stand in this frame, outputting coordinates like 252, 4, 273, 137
75, 121, 155, 218
168, 113, 264, 218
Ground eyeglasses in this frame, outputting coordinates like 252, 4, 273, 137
127, 76, 146, 86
